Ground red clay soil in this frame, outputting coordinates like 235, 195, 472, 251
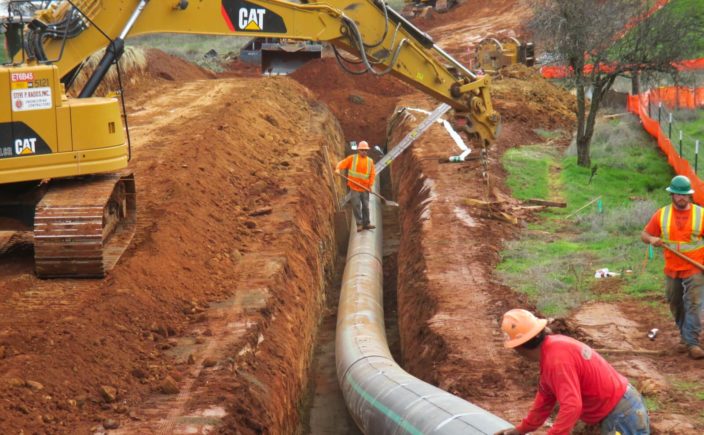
386, 91, 701, 432
385, 92, 700, 433
385, 2, 702, 434
415, 0, 534, 62
1, 0, 702, 433
290, 57, 413, 146
0, 52, 345, 433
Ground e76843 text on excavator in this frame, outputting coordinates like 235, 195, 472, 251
0, 0, 499, 278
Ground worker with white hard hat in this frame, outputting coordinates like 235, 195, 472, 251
335, 141, 376, 232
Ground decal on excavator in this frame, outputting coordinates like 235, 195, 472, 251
11, 88, 53, 111
0, 123, 52, 158
221, 0, 287, 33
15, 138, 38, 155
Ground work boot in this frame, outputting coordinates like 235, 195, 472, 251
689, 345, 704, 360
676, 342, 689, 354
364, 224, 376, 230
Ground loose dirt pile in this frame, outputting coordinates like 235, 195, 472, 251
491, 64, 576, 131
415, 0, 533, 62
0, 50, 345, 433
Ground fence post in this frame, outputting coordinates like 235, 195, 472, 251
696, 140, 700, 174
658, 102, 662, 124
668, 113, 672, 139
679, 131, 683, 157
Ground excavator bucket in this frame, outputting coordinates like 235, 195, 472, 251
241, 38, 322, 76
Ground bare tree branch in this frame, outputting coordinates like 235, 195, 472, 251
528, 0, 704, 167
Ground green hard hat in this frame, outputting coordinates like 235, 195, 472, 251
666, 175, 694, 195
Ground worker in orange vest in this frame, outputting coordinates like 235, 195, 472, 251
641, 175, 704, 360
335, 141, 376, 232
495, 309, 650, 435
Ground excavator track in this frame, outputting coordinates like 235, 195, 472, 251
33, 172, 136, 278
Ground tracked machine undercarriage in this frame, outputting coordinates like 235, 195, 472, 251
0, 173, 135, 278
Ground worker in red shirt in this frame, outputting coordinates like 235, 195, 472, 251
641, 175, 704, 360
335, 141, 376, 232
495, 309, 650, 435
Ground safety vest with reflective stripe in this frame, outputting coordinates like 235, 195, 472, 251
349, 154, 372, 180
659, 204, 704, 252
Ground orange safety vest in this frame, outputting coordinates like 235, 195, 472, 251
337, 154, 375, 191
659, 204, 704, 271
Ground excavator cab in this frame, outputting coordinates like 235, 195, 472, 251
0, 1, 136, 278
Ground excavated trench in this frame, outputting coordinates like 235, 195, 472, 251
304, 199, 401, 434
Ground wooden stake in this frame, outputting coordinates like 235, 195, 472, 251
564, 196, 602, 219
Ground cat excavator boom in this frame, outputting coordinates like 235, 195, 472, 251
0, 0, 499, 277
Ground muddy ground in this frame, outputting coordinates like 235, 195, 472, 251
0, 0, 702, 433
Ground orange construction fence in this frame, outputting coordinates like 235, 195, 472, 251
541, 58, 704, 79
627, 89, 704, 204
647, 86, 704, 110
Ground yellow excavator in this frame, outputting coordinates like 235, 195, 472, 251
400, 0, 456, 19
474, 36, 535, 73
0, 0, 499, 278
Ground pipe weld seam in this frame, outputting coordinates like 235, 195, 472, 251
340, 353, 397, 382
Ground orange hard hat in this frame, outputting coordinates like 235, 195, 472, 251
358, 141, 370, 150
501, 309, 547, 348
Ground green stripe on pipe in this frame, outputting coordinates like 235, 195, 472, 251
346, 373, 423, 435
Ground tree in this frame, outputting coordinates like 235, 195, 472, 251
528, 0, 704, 167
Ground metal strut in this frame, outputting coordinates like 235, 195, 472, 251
340, 103, 451, 207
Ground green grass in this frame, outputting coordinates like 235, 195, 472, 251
499, 116, 673, 314
503, 145, 556, 200
618, 0, 704, 59
671, 379, 704, 402
644, 396, 660, 412
664, 0, 704, 57
666, 109, 704, 174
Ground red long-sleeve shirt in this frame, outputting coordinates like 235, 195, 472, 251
516, 335, 627, 435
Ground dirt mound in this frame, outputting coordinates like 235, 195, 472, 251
290, 57, 411, 96
290, 57, 413, 145
219, 58, 262, 78
491, 64, 576, 132
143, 48, 216, 81
0, 77, 343, 433
415, 0, 532, 58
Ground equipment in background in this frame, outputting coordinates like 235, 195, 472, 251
474, 36, 535, 73
240, 38, 323, 75
400, 0, 457, 19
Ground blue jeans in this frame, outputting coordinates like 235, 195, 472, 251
349, 190, 370, 226
600, 384, 650, 434
665, 273, 704, 347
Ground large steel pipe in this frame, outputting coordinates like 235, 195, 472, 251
335, 194, 513, 434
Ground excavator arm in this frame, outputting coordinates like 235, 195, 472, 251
23, 0, 498, 142
1, 0, 498, 277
